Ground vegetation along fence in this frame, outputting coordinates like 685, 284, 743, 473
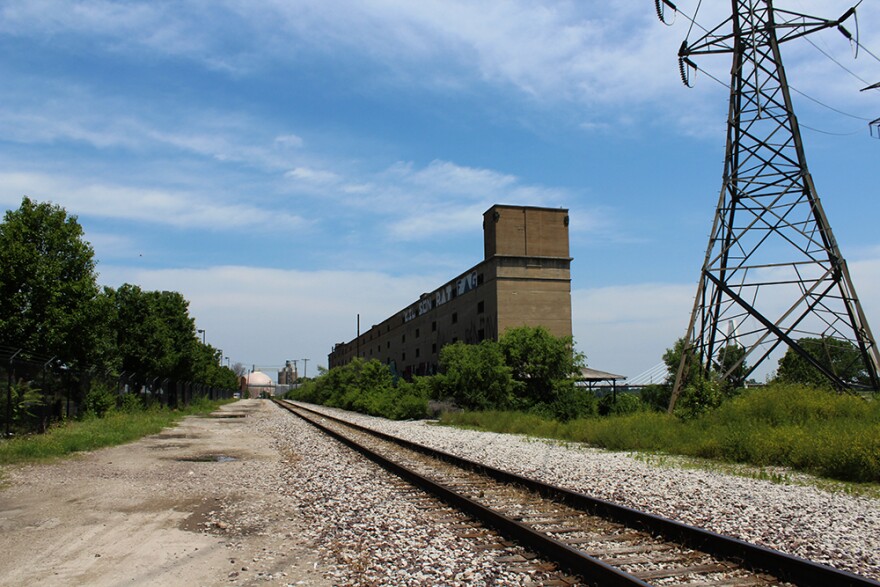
1, 345, 236, 437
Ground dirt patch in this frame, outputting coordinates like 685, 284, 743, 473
0, 400, 330, 586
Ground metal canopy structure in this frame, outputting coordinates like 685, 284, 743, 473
667, 0, 880, 409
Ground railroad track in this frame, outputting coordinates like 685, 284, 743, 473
274, 400, 878, 587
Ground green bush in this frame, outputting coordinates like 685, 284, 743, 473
118, 391, 144, 413
640, 384, 672, 411
287, 359, 428, 420
675, 378, 723, 420
435, 341, 514, 410
82, 383, 117, 418
597, 392, 642, 416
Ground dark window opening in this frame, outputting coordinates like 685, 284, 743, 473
452, 313, 458, 324
477, 300, 485, 314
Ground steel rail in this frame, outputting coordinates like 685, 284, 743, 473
275, 399, 648, 587
276, 400, 879, 587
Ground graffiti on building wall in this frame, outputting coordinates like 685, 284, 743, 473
404, 271, 480, 323
457, 271, 478, 296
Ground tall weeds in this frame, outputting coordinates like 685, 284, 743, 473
440, 384, 880, 484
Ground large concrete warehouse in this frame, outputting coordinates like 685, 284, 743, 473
328, 204, 573, 378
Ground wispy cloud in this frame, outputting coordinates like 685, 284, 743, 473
0, 172, 306, 231
4, 1, 873, 142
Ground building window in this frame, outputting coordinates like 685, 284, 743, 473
432, 343, 437, 353
478, 328, 485, 341
432, 321, 437, 332
415, 348, 420, 358
452, 337, 458, 343
387, 341, 390, 349
477, 273, 484, 285
477, 300, 485, 314
402, 352, 406, 361
415, 328, 420, 338
452, 312, 458, 324
402, 334, 406, 343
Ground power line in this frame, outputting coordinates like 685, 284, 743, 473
804, 35, 872, 87
788, 84, 872, 121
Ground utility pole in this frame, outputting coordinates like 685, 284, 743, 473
301, 358, 309, 380
663, 1, 880, 410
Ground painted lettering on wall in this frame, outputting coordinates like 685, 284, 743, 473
404, 271, 479, 322
457, 271, 478, 296
435, 284, 453, 307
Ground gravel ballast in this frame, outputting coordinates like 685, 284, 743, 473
293, 402, 880, 582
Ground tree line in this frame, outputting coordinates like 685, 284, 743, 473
288, 325, 589, 421
290, 327, 873, 423
1, 197, 237, 431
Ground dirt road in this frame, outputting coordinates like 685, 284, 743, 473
0, 400, 329, 586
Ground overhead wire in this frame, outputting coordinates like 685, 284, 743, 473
803, 36, 872, 87
788, 84, 873, 121
674, 1, 880, 135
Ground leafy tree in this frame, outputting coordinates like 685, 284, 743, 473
717, 343, 748, 392
663, 338, 747, 412
435, 340, 515, 410
640, 384, 672, 412
499, 326, 584, 407
776, 337, 870, 388
231, 362, 247, 379
0, 197, 108, 368
662, 337, 701, 386
108, 284, 200, 383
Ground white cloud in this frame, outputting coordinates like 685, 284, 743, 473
3, 0, 875, 124
275, 134, 305, 148
96, 264, 446, 372
285, 167, 342, 184
0, 171, 305, 231
90, 242, 880, 380
572, 282, 693, 376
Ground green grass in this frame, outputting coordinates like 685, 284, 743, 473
0, 398, 232, 466
439, 384, 880, 486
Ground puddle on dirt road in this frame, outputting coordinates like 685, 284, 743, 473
177, 454, 239, 463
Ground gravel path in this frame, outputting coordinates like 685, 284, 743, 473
293, 402, 880, 582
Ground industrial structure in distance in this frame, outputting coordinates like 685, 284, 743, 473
328, 204, 573, 378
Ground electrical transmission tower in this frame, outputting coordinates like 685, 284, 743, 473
661, 1, 880, 409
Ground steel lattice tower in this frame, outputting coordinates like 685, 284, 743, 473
669, 0, 880, 409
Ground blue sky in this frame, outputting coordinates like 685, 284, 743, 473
2, 0, 879, 380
